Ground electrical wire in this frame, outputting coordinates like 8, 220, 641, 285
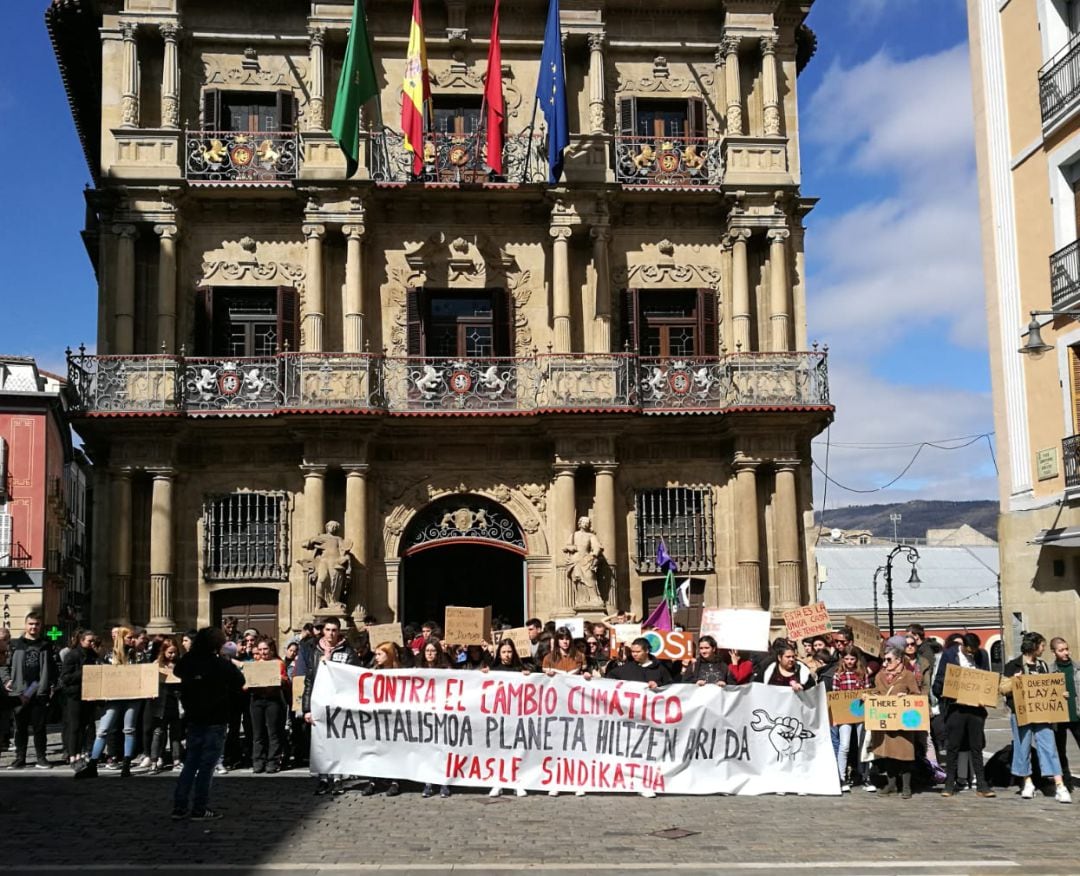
814, 424, 831, 542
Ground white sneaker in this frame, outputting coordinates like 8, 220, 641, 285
574, 790, 585, 797
639, 789, 656, 798
841, 783, 851, 793
488, 787, 501, 797
137, 756, 152, 768
1021, 780, 1035, 799
864, 783, 877, 792
1056, 785, 1072, 804
548, 789, 559, 797
515, 788, 527, 797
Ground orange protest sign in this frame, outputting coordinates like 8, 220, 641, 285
783, 602, 831, 641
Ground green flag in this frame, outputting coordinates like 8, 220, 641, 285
331, 0, 379, 178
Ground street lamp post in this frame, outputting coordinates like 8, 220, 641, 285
881, 544, 921, 637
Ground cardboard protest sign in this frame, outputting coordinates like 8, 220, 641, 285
942, 663, 999, 708
700, 608, 770, 652
81, 664, 159, 701
864, 694, 930, 732
845, 616, 883, 657
242, 660, 283, 689
642, 630, 695, 661
827, 689, 865, 726
611, 623, 642, 645
1013, 673, 1069, 726
292, 676, 305, 713
553, 617, 585, 638
499, 627, 533, 656
784, 602, 831, 641
444, 606, 493, 645
161, 667, 181, 685
364, 622, 404, 647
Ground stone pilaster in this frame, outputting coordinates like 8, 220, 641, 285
760, 34, 781, 137
301, 463, 328, 614
550, 227, 573, 353
343, 223, 366, 353
160, 23, 180, 129
154, 223, 178, 352
733, 456, 762, 609
768, 227, 791, 352
343, 463, 370, 619
590, 225, 612, 352
729, 228, 752, 351
552, 462, 578, 610
722, 34, 743, 136
307, 27, 326, 131
120, 22, 139, 128
302, 224, 326, 352
773, 460, 802, 610
147, 468, 175, 633
109, 468, 133, 626
587, 32, 606, 134
113, 224, 137, 355
594, 462, 618, 607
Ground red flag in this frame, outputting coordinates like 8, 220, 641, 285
484, 0, 504, 175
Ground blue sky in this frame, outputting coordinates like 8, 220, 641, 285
0, 0, 996, 507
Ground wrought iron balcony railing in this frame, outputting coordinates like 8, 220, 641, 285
185, 130, 300, 182
1065, 434, 1080, 490
1040, 36, 1080, 127
0, 541, 32, 570
1051, 239, 1080, 311
369, 128, 548, 184
66, 349, 829, 416
614, 135, 724, 187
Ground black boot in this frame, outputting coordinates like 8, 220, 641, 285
121, 757, 132, 778
900, 770, 912, 799
73, 759, 99, 780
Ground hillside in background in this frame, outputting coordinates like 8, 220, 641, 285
814, 500, 998, 540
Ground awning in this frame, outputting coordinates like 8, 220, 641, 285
1031, 527, 1080, 548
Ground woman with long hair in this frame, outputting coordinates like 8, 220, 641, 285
74, 626, 141, 779
680, 635, 729, 686
249, 637, 288, 774
59, 630, 98, 765
415, 637, 451, 669
831, 645, 868, 792
148, 637, 183, 773
541, 627, 587, 675
483, 638, 530, 797
360, 642, 408, 797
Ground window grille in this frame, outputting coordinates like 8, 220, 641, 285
634, 486, 714, 574
203, 492, 289, 581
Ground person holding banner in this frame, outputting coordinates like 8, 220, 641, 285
416, 638, 452, 670
1051, 637, 1080, 790
763, 647, 817, 692
483, 639, 530, 798
869, 647, 920, 798
1002, 632, 1070, 803
74, 626, 140, 780
542, 627, 587, 676
933, 633, 995, 799
302, 618, 362, 797
680, 636, 729, 686
358, 643, 410, 798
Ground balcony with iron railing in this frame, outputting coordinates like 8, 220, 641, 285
1040, 35, 1080, 129
1065, 434, 1080, 491
1051, 239, 1080, 311
614, 135, 724, 187
66, 347, 830, 417
369, 128, 548, 184
0, 541, 32, 570
185, 131, 300, 183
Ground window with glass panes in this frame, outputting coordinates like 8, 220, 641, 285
634, 487, 714, 574
203, 492, 289, 581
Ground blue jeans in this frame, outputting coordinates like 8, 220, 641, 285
90, 701, 139, 760
174, 724, 227, 813
1010, 714, 1062, 778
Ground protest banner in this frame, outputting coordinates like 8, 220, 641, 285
783, 603, 831, 641
364, 623, 404, 647
845, 616, 883, 657
1013, 673, 1069, 726
444, 606, 493, 645
941, 664, 999, 708
499, 627, 534, 656
611, 623, 642, 646
699, 608, 770, 652
827, 689, 865, 726
311, 663, 841, 796
864, 694, 930, 732
81, 664, 159, 701
553, 617, 585, 638
242, 660, 283, 689
292, 676, 305, 713
642, 630, 695, 661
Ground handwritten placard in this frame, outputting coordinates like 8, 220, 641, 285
941, 663, 999, 708
364, 622, 404, 647
81, 664, 159, 701
864, 694, 930, 732
499, 627, 534, 657
1013, 673, 1069, 726
242, 660, 283, 689
292, 675, 305, 713
845, 616, 883, 657
553, 617, 585, 638
784, 602, 831, 641
827, 689, 865, 726
700, 608, 770, 652
443, 606, 493, 645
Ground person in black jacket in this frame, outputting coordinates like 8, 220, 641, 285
606, 638, 673, 688
932, 632, 995, 798
170, 627, 245, 820
59, 630, 98, 764
680, 635, 730, 687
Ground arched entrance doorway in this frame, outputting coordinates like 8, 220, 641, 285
400, 495, 526, 628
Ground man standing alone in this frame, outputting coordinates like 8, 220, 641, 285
0, 612, 58, 768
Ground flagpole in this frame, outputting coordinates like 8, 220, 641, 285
523, 94, 540, 183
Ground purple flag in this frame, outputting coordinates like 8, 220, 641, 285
643, 599, 672, 632
656, 538, 677, 573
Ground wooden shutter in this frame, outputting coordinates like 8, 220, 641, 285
194, 286, 214, 355
1071, 346, 1080, 433
276, 286, 299, 353
277, 91, 298, 132
688, 98, 707, 140
0, 510, 11, 565
697, 288, 718, 356
406, 287, 425, 356
201, 88, 221, 131
620, 288, 640, 352
1072, 177, 1080, 240
492, 288, 514, 357
619, 98, 636, 137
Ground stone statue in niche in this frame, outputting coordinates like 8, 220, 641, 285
300, 520, 352, 611
564, 516, 605, 609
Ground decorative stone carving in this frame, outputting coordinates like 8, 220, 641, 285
431, 65, 524, 120
201, 258, 305, 285
613, 69, 714, 95
518, 482, 547, 513
299, 521, 353, 612
200, 53, 308, 89
613, 261, 722, 291
564, 517, 605, 609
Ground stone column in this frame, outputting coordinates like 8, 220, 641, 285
587, 33, 606, 134
590, 226, 612, 351
343, 224, 366, 353
722, 34, 742, 136
113, 224, 137, 355
343, 464, 369, 616
773, 461, 802, 610
551, 227, 573, 353
594, 463, 618, 601
160, 23, 180, 129
301, 463, 327, 613
768, 227, 791, 352
729, 228, 752, 351
302, 224, 326, 352
307, 27, 326, 131
552, 462, 578, 608
120, 22, 140, 128
110, 468, 133, 626
147, 468, 175, 633
760, 34, 781, 137
733, 457, 762, 609
154, 223, 178, 352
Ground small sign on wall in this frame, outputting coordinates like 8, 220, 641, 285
1036, 447, 1059, 481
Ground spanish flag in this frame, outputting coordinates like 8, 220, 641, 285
401, 0, 431, 175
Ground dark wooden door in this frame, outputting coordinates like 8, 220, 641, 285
212, 587, 279, 639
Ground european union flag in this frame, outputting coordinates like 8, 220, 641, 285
536, 0, 569, 184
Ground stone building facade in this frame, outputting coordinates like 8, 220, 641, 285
49, 0, 830, 640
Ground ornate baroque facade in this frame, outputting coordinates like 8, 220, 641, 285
49, 0, 830, 639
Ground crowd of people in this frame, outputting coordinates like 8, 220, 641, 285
1, 609, 1079, 819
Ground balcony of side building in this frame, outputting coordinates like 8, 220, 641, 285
1040, 34, 1080, 133
64, 345, 831, 419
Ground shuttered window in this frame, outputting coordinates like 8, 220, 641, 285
1071, 345, 1080, 434
634, 487, 714, 574
0, 508, 12, 567
203, 492, 289, 581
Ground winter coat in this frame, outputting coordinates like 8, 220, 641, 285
0, 635, 58, 698
300, 640, 362, 715
761, 661, 817, 689
59, 644, 97, 694
869, 667, 920, 762
680, 658, 730, 686
605, 658, 672, 686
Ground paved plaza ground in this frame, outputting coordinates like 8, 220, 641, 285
0, 715, 1078, 875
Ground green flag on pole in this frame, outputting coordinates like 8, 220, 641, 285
331, 0, 379, 178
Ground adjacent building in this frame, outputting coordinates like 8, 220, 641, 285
50, 0, 830, 641
968, 0, 1080, 655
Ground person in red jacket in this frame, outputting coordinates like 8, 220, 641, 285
726, 649, 755, 685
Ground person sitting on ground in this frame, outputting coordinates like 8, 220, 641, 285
762, 645, 816, 691
870, 647, 920, 799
